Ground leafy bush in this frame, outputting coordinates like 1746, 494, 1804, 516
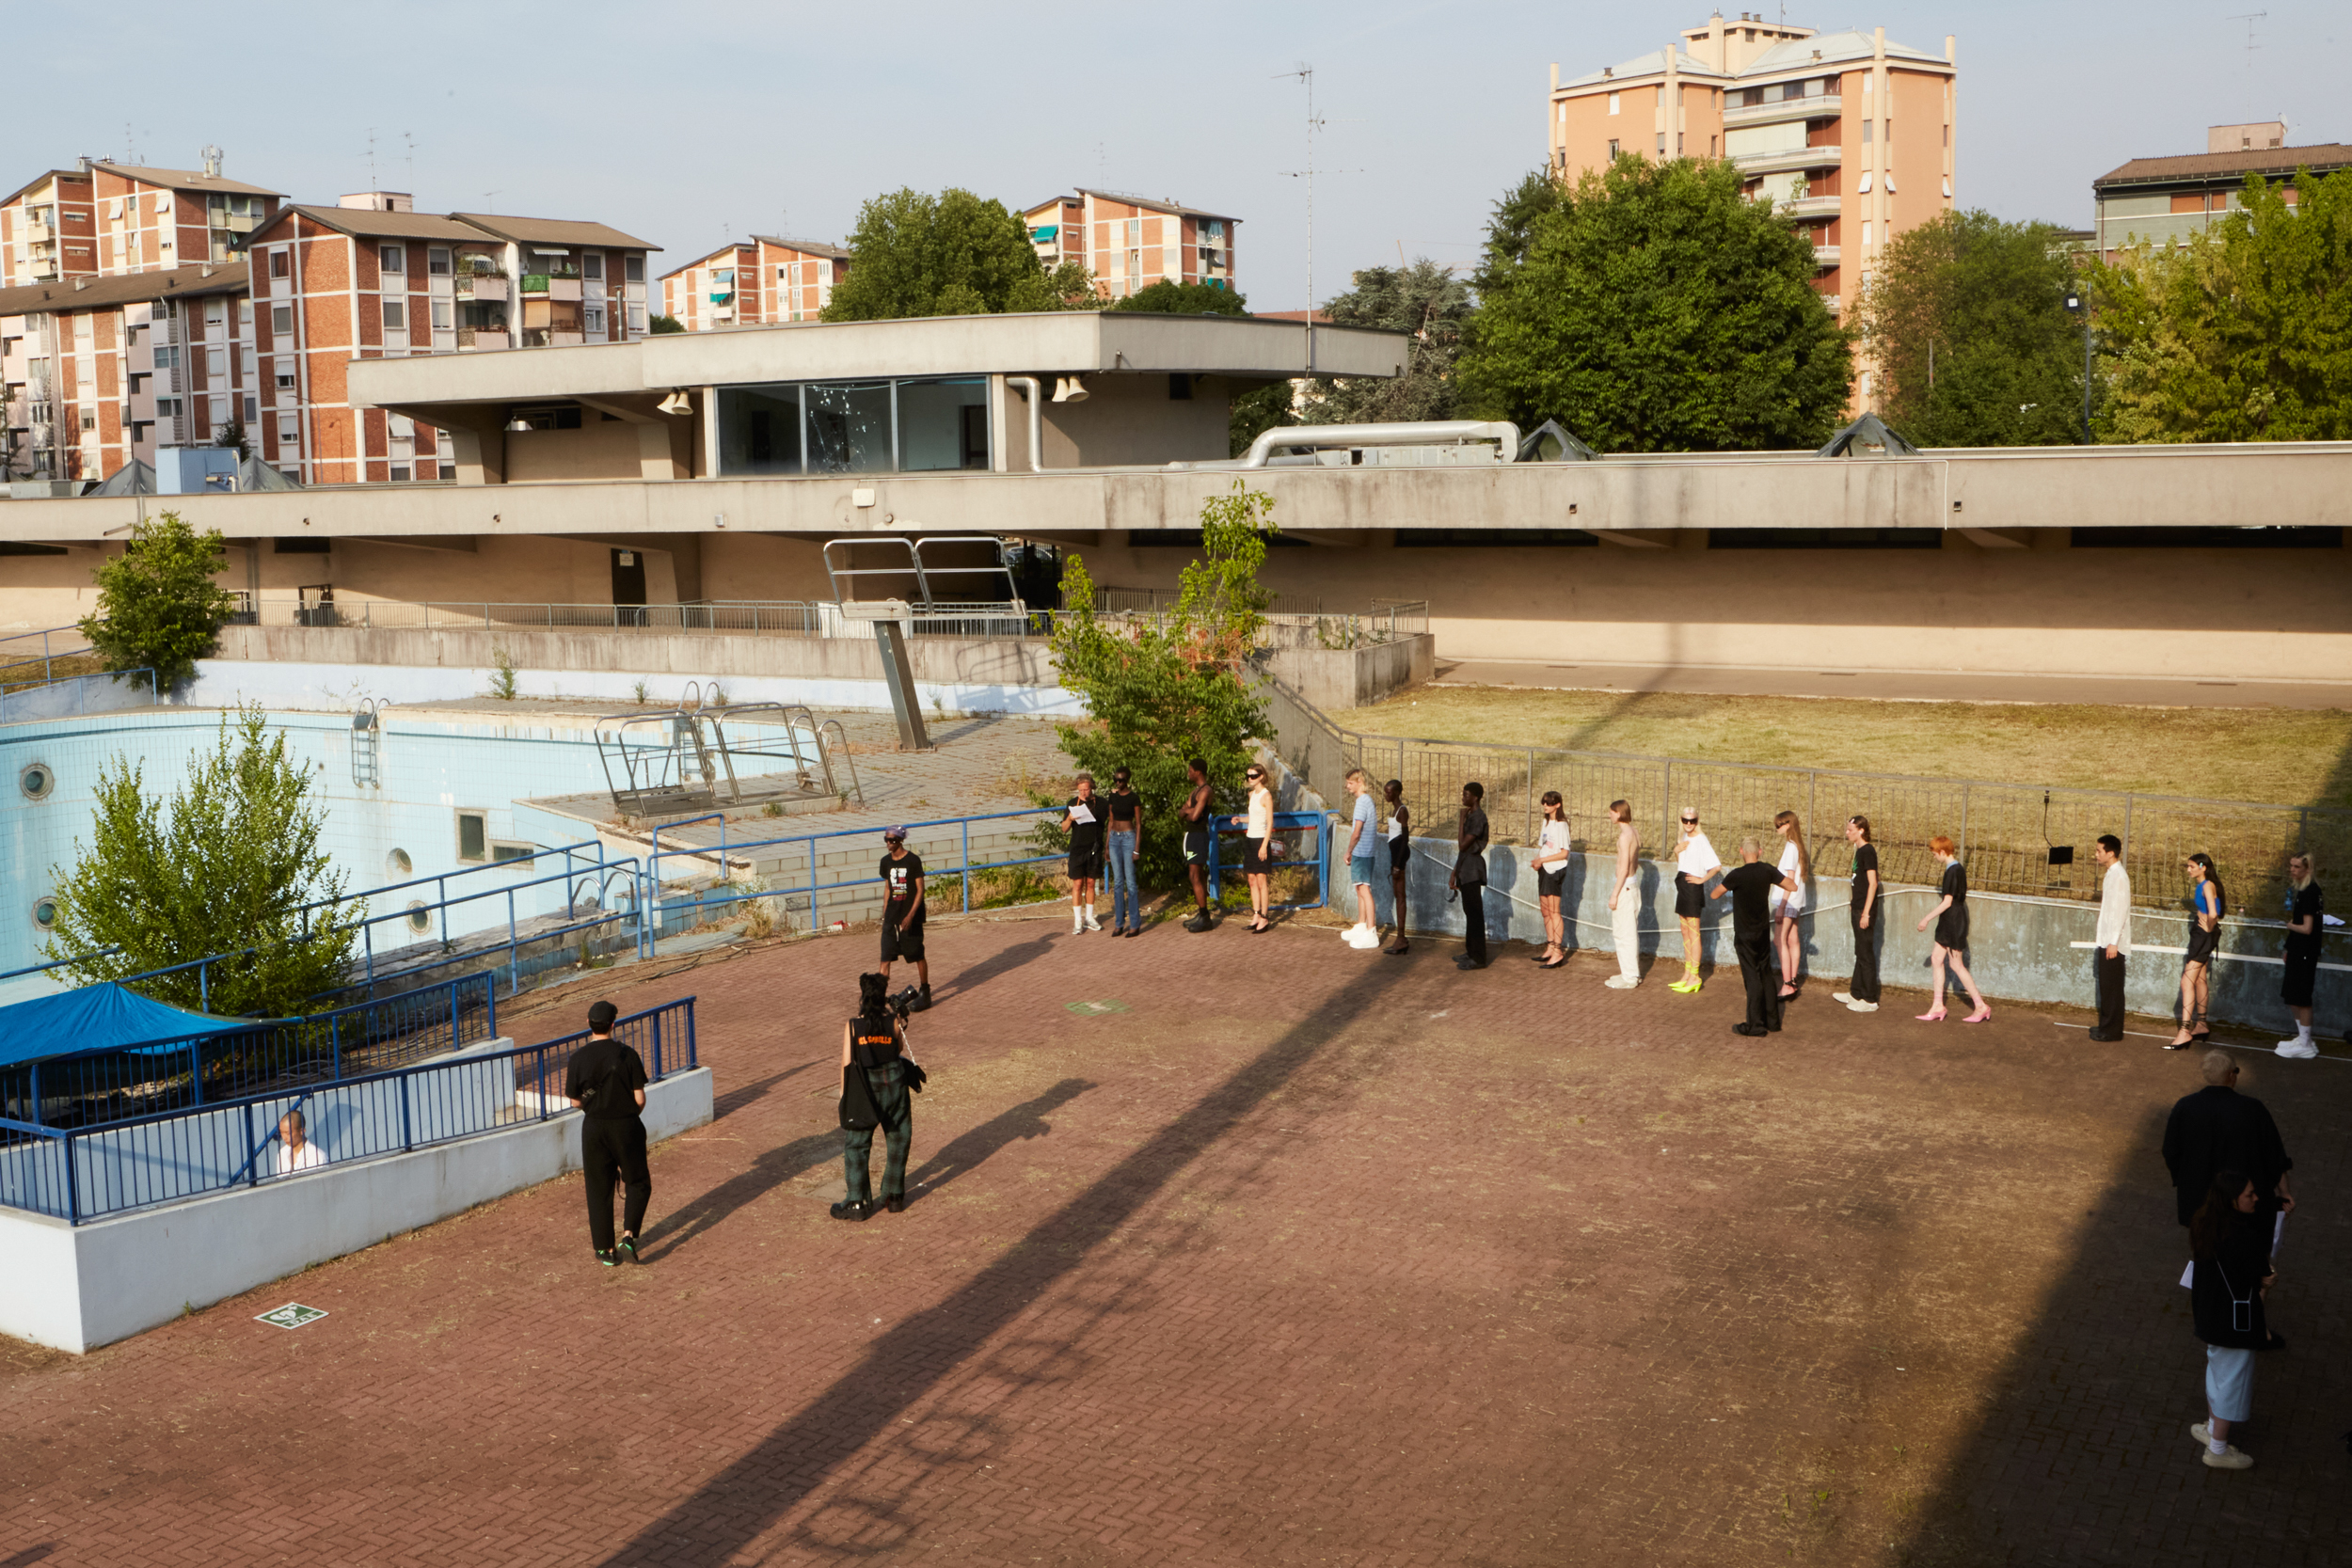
80, 512, 237, 690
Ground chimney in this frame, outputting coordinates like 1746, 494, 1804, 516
201, 144, 224, 179
72, 277, 88, 291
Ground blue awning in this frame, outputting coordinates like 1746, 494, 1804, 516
0, 983, 249, 1069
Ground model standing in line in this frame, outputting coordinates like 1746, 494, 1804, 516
1451, 781, 1491, 970
2185, 1169, 2280, 1469
2090, 833, 2133, 1042
1342, 768, 1382, 950
1669, 808, 1721, 994
1604, 799, 1643, 989
1383, 779, 1413, 957
1104, 767, 1143, 937
1834, 815, 1882, 1013
1063, 772, 1105, 934
1180, 757, 1216, 933
1771, 809, 1811, 999
1534, 791, 1572, 970
2278, 851, 2323, 1058
1233, 764, 1276, 933
2169, 853, 2225, 1050
1915, 834, 1991, 1022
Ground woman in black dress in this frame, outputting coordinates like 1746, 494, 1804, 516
1915, 833, 1991, 1022
1383, 779, 1412, 957
2169, 853, 2225, 1049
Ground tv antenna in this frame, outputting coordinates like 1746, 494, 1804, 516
2229, 11, 2265, 66
1275, 64, 1360, 372
403, 131, 415, 193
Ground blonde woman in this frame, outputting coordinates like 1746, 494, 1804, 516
1771, 809, 1811, 998
1230, 763, 1276, 932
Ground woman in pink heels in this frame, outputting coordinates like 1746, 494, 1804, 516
1915, 834, 1992, 1022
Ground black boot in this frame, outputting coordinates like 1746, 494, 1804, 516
830, 1198, 874, 1222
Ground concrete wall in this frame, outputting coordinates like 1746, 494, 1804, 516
0, 1065, 713, 1354
1258, 634, 1435, 712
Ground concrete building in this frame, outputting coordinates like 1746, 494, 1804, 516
242, 197, 658, 485
0, 153, 282, 288
659, 236, 850, 331
1549, 12, 1956, 344
1, 262, 255, 483
2091, 124, 2350, 258
1022, 192, 1236, 298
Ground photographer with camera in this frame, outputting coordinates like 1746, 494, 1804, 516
834, 973, 925, 1221
877, 826, 932, 1011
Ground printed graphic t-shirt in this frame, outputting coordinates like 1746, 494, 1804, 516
879, 851, 925, 914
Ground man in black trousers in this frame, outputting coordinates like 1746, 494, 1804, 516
2162, 1050, 2296, 1228
1712, 837, 1797, 1037
1450, 782, 1491, 969
565, 999, 652, 1267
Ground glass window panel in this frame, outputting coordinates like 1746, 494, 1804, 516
803, 380, 893, 474
717, 383, 805, 475
895, 378, 989, 472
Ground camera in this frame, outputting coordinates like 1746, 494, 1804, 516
886, 985, 923, 1021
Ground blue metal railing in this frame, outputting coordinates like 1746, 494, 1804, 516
1205, 810, 1329, 911
0, 997, 695, 1226
0, 972, 497, 1133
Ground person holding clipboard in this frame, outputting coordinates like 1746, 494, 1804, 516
1063, 773, 1105, 934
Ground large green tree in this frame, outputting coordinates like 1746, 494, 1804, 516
81, 511, 237, 689
1458, 159, 1851, 450
1862, 210, 2089, 446
47, 705, 364, 1017
1299, 260, 1474, 424
823, 187, 1098, 321
2090, 168, 2352, 442
1048, 482, 1277, 885
1109, 279, 1248, 316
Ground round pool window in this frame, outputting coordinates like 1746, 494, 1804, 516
387, 847, 414, 878
405, 899, 432, 933
20, 762, 55, 800
31, 896, 57, 931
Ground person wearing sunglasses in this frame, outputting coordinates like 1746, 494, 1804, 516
1670, 808, 1720, 994
1231, 764, 1276, 932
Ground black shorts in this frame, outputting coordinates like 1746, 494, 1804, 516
1674, 874, 1705, 919
2184, 923, 2218, 966
882, 911, 925, 963
1389, 837, 1409, 874
1934, 910, 1969, 950
1184, 829, 1210, 865
1068, 843, 1102, 879
1537, 867, 1567, 898
2282, 953, 2319, 1008
1242, 836, 1269, 874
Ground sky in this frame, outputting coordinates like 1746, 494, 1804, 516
13, 0, 2348, 312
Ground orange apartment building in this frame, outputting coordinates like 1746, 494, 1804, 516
1549, 10, 1956, 389
0, 152, 282, 287
1, 262, 257, 483
1022, 191, 1236, 299
659, 235, 850, 330
243, 196, 657, 484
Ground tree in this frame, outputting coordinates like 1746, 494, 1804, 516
1297, 260, 1474, 424
2090, 168, 2352, 442
649, 314, 687, 335
213, 417, 250, 460
1229, 381, 1296, 457
46, 705, 364, 1018
1862, 210, 2089, 446
1109, 279, 1248, 316
1458, 158, 1851, 451
1049, 481, 1277, 885
823, 187, 1098, 321
80, 511, 237, 689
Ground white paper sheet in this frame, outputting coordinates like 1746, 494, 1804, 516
1068, 803, 1096, 824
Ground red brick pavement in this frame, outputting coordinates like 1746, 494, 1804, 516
2, 911, 2346, 1567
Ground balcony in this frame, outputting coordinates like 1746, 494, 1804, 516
456, 329, 510, 352
1780, 194, 1841, 220
1732, 144, 1841, 176
461, 275, 509, 303
1812, 245, 1841, 268
1723, 92, 1839, 130
547, 277, 582, 302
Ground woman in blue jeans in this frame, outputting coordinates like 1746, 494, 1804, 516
1104, 767, 1144, 936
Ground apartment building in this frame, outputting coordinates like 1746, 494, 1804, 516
659, 235, 849, 330
1022, 191, 1237, 299
1549, 12, 1956, 337
243, 196, 658, 485
2090, 123, 2351, 259
1, 262, 256, 483
0, 152, 282, 287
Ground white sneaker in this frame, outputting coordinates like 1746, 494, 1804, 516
1831, 991, 1854, 1005
1604, 975, 1640, 990
2276, 1037, 2318, 1058
1082, 909, 1102, 932
1341, 923, 1365, 942
1847, 1000, 1880, 1013
1345, 927, 1379, 950
2202, 1444, 2253, 1470
1073, 910, 1085, 934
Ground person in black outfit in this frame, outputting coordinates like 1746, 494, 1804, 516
2277, 852, 2323, 1058
1064, 772, 1106, 935
564, 999, 651, 1266
1710, 838, 1795, 1037
1450, 782, 1490, 969
834, 972, 920, 1221
1834, 815, 1882, 1013
2161, 1050, 2296, 1227
1180, 757, 1216, 932
1383, 779, 1412, 958
2185, 1169, 2281, 1470
878, 826, 931, 1010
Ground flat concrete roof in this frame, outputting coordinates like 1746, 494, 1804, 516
345, 311, 1409, 409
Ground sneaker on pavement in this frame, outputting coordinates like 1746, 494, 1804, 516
2201, 1445, 2253, 1470
1831, 991, 1854, 1005
1082, 911, 1102, 932
596, 1249, 620, 1268
1604, 975, 1641, 990
2277, 1038, 2319, 1058
2190, 1422, 2213, 1446
1846, 1000, 1880, 1013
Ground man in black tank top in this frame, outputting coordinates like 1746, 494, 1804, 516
564, 998, 651, 1265
835, 974, 919, 1220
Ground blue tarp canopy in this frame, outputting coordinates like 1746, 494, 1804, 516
0, 983, 249, 1069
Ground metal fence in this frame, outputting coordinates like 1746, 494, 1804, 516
0, 997, 693, 1226
0, 624, 94, 687
0, 972, 496, 1134
231, 596, 829, 634
1260, 676, 2351, 915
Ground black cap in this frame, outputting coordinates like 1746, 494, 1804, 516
588, 1000, 618, 1031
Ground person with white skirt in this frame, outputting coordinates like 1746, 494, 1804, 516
1771, 810, 1811, 999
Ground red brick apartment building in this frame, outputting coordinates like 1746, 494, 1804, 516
1021, 190, 1236, 299
0, 152, 282, 286
659, 236, 850, 330
1549, 10, 1956, 384
244, 195, 657, 484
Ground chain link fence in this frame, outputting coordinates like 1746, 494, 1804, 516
1262, 676, 2350, 916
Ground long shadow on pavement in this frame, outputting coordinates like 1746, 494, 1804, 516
902, 1077, 1092, 1207
596, 956, 1403, 1565
941, 932, 1054, 998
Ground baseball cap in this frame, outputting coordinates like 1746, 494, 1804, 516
882, 825, 908, 842
587, 1000, 618, 1031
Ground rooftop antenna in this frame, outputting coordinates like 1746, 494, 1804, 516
365, 127, 378, 191
1275, 64, 1360, 373
403, 131, 415, 193
482, 190, 501, 214
2229, 11, 2265, 67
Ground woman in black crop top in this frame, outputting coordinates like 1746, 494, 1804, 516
1104, 768, 1144, 937
835, 972, 917, 1221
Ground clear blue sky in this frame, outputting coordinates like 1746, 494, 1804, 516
18, 1, 2347, 311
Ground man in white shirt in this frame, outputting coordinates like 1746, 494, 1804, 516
2090, 833, 2132, 1041
275, 1107, 326, 1177
1605, 799, 1643, 989
1669, 808, 1721, 994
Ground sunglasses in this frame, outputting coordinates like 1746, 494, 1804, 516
1681, 817, 1699, 826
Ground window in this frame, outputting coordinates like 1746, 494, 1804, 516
625, 256, 644, 282
152, 345, 180, 370
1607, 91, 1620, 115
276, 370, 297, 391
1862, 119, 1873, 143
455, 811, 487, 863
1395, 529, 1597, 547
389, 464, 411, 481
80, 407, 96, 432
584, 305, 605, 334
439, 463, 457, 481
1656, 134, 1666, 154
1862, 221, 1873, 246
207, 347, 226, 379
1607, 138, 1620, 159
245, 395, 258, 422
271, 305, 294, 335
154, 396, 182, 418
491, 842, 532, 866
279, 426, 300, 447
582, 253, 602, 280
380, 244, 405, 274
1863, 73, 1873, 95
270, 248, 290, 278
382, 300, 405, 329
1708, 530, 1941, 549
628, 304, 645, 332
430, 299, 453, 329
428, 246, 452, 276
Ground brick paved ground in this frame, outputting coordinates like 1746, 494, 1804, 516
4, 910, 2345, 1567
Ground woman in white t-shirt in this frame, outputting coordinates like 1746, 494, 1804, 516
1771, 810, 1812, 998
1533, 791, 1572, 969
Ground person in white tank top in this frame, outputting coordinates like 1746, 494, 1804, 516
1771, 810, 1811, 998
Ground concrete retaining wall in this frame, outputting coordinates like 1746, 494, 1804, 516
0, 1065, 714, 1354
1259, 635, 1434, 712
